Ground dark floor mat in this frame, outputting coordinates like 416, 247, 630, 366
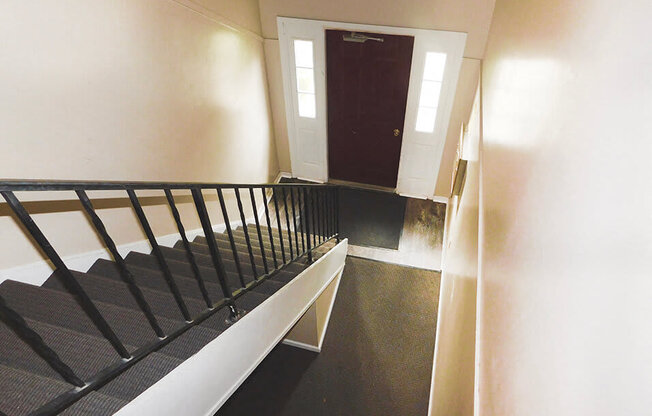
216, 256, 441, 416
338, 187, 406, 249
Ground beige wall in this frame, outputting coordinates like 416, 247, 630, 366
479, 0, 652, 415
430, 84, 481, 416
258, 0, 494, 196
0, 0, 277, 270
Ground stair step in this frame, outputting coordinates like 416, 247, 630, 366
0, 317, 124, 382
88, 258, 225, 306
188, 237, 310, 275
0, 364, 73, 416
43, 271, 206, 322
177, 242, 267, 274
126, 250, 253, 289
0, 280, 169, 352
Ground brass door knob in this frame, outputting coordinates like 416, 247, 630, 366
393, 129, 401, 137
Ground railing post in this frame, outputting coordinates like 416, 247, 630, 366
321, 188, 327, 243
335, 186, 340, 242
191, 189, 242, 323
289, 187, 300, 256
0, 191, 130, 358
128, 189, 191, 322
261, 187, 278, 269
216, 188, 246, 288
234, 188, 258, 279
282, 187, 294, 259
164, 189, 212, 308
272, 187, 287, 264
297, 187, 306, 253
249, 187, 269, 275
303, 187, 313, 263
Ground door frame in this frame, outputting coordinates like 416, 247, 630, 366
278, 17, 466, 199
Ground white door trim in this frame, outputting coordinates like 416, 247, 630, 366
277, 17, 466, 197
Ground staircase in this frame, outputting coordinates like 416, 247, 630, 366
0, 181, 340, 415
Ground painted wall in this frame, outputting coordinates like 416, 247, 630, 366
479, 0, 652, 415
258, 0, 494, 197
0, 0, 277, 271
430, 84, 481, 416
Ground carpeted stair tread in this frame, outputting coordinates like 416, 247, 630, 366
0, 280, 175, 352
43, 271, 206, 322
88, 259, 224, 306
151, 247, 249, 290
126, 251, 253, 289
0, 364, 73, 416
0, 317, 124, 381
0, 319, 68, 383
178, 242, 267, 274
60, 392, 128, 416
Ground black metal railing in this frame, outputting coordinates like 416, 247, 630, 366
0, 180, 339, 415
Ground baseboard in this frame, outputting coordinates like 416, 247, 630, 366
274, 171, 292, 183
0, 218, 252, 287
281, 339, 321, 353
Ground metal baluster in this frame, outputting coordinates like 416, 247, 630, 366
76, 190, 165, 338
127, 189, 191, 321
310, 188, 318, 247
318, 188, 324, 243
235, 188, 258, 279
297, 187, 306, 254
272, 187, 287, 264
216, 188, 246, 288
303, 187, 313, 262
289, 188, 300, 257
0, 295, 84, 386
322, 188, 329, 240
164, 189, 212, 308
249, 187, 269, 275
325, 187, 332, 238
330, 187, 336, 238
335, 186, 340, 242
191, 189, 241, 321
0, 191, 130, 358
282, 188, 294, 259
261, 187, 278, 269
316, 189, 323, 244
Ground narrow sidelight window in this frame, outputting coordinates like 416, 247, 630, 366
293, 39, 316, 118
415, 52, 447, 133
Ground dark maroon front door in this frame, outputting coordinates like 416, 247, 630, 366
326, 30, 414, 188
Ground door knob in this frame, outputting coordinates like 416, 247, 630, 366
393, 129, 401, 137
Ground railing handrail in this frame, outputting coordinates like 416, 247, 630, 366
0, 179, 335, 191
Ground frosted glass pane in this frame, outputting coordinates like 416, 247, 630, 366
415, 107, 437, 133
296, 67, 315, 93
294, 40, 314, 68
298, 93, 316, 118
423, 52, 447, 81
418, 80, 442, 108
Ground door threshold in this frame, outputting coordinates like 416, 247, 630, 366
328, 179, 396, 193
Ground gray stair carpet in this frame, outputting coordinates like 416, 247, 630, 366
0, 226, 335, 415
